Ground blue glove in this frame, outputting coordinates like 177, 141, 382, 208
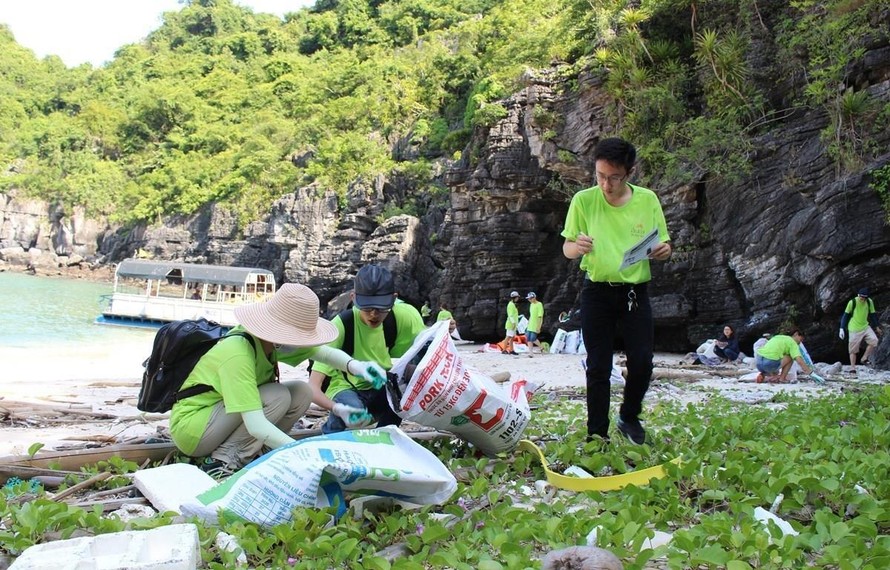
810, 372, 826, 384
348, 360, 388, 389
332, 403, 375, 429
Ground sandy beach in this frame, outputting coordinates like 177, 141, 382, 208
1, 338, 886, 458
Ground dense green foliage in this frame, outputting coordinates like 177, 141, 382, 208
1, 384, 888, 567
1, 0, 887, 226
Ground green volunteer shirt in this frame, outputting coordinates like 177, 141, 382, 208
843, 298, 874, 332
561, 183, 670, 283
506, 301, 519, 331
169, 326, 315, 455
528, 301, 544, 333
755, 335, 801, 361
312, 302, 426, 398
436, 309, 453, 321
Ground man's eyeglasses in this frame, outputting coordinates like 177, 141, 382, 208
596, 172, 627, 185
358, 307, 391, 315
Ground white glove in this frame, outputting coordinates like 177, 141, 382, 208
331, 403, 375, 429
347, 360, 388, 390
838, 328, 845, 340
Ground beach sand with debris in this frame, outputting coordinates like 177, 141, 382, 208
1, 339, 886, 458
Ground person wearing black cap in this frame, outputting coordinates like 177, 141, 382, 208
839, 287, 882, 373
308, 264, 426, 433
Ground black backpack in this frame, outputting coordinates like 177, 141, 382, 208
138, 318, 254, 413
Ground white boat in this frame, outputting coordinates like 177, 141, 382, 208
96, 259, 276, 328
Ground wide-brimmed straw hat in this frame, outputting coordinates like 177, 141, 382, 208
234, 283, 337, 346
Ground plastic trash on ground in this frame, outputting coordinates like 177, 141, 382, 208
753, 506, 799, 541
387, 321, 537, 456
181, 426, 456, 527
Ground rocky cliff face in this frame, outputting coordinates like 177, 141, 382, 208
3, 19, 889, 364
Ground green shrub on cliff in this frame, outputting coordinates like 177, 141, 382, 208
0, 0, 885, 226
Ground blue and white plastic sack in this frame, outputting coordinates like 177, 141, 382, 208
181, 426, 456, 527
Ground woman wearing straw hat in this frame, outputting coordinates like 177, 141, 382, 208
169, 283, 385, 475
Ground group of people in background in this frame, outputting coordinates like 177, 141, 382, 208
500, 290, 545, 357
691, 285, 882, 385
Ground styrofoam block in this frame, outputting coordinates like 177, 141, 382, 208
134, 463, 217, 514
9, 523, 200, 570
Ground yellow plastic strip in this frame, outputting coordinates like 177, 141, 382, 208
518, 439, 681, 492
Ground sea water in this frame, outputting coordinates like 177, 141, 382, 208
0, 271, 154, 349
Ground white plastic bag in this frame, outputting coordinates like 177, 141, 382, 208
517, 315, 529, 334
181, 426, 456, 527
696, 339, 718, 360
563, 330, 580, 354
577, 336, 587, 355
550, 329, 568, 353
388, 321, 536, 456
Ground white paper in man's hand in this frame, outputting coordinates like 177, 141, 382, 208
619, 227, 660, 271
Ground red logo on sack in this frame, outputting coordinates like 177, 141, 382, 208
463, 389, 505, 431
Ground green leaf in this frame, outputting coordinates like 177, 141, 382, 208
27, 443, 45, 457
694, 545, 732, 565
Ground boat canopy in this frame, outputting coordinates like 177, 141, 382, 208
115, 259, 275, 288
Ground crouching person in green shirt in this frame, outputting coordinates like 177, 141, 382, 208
754, 328, 815, 383
308, 264, 426, 434
169, 283, 384, 475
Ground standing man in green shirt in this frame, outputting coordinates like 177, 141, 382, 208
308, 264, 426, 433
839, 287, 882, 373
501, 291, 521, 355
525, 292, 545, 357
561, 137, 672, 445
755, 329, 816, 383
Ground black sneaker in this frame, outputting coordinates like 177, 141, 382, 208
616, 416, 646, 445
197, 457, 236, 480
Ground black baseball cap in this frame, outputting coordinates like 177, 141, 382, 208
858, 287, 869, 297
354, 265, 396, 309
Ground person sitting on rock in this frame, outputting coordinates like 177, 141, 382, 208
714, 324, 741, 363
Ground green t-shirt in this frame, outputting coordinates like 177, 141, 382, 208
843, 298, 874, 332
527, 301, 544, 333
506, 301, 519, 331
436, 309, 453, 321
312, 303, 426, 398
561, 184, 670, 283
756, 335, 801, 361
169, 326, 314, 455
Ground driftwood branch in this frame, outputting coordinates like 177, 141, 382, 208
52, 471, 112, 502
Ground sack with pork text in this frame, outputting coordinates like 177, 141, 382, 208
387, 321, 537, 456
